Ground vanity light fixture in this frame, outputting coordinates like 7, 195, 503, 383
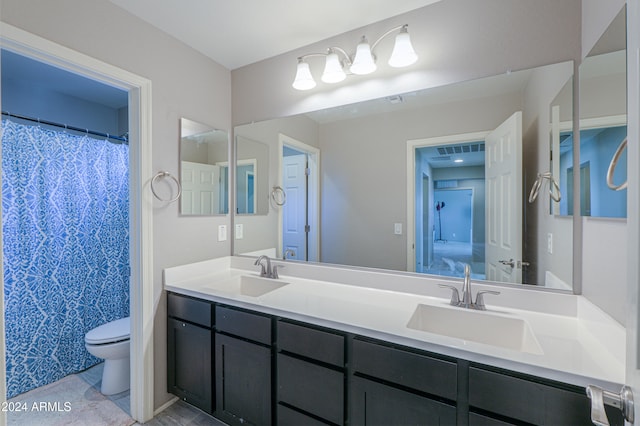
292, 24, 418, 91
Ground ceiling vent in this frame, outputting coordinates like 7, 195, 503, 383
437, 142, 484, 156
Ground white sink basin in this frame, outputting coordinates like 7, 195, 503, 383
202, 274, 289, 297
407, 304, 543, 355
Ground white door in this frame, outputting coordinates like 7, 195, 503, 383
485, 111, 523, 283
282, 154, 307, 260
181, 161, 220, 215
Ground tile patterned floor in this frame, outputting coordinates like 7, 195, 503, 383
6, 363, 226, 426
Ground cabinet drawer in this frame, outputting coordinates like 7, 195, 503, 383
469, 412, 516, 426
278, 404, 329, 426
167, 292, 212, 328
469, 367, 594, 425
352, 339, 457, 400
278, 320, 344, 366
216, 305, 271, 345
351, 376, 456, 426
278, 354, 344, 425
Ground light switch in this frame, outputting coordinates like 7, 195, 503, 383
218, 225, 227, 242
394, 223, 403, 235
547, 233, 553, 254
235, 224, 244, 240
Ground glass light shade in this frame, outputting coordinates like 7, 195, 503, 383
321, 52, 346, 83
292, 60, 316, 90
388, 29, 418, 68
350, 37, 377, 75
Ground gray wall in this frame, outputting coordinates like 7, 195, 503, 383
1, 0, 232, 409
232, 0, 581, 125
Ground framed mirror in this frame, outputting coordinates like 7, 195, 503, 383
180, 118, 229, 216
234, 60, 574, 290
578, 6, 627, 218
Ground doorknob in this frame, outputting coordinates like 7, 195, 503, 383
498, 259, 515, 268
586, 384, 634, 425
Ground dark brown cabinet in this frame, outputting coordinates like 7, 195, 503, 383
276, 320, 346, 425
350, 338, 458, 426
215, 306, 273, 426
166, 291, 613, 426
351, 376, 457, 426
167, 293, 213, 413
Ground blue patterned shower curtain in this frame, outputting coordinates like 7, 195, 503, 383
1, 119, 130, 398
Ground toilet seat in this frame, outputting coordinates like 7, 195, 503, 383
85, 317, 130, 345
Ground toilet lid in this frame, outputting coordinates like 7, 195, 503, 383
85, 317, 130, 345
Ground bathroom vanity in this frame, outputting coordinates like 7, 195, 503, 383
165, 257, 625, 425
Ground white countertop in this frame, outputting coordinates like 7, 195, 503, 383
164, 256, 625, 390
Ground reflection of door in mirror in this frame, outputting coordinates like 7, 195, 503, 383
414, 138, 487, 281
485, 111, 523, 284
179, 118, 229, 216
411, 112, 524, 284
237, 160, 256, 214
236, 136, 270, 215
181, 161, 220, 215
279, 134, 319, 262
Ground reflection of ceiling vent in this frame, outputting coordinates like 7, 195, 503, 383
437, 142, 484, 156
430, 156, 451, 161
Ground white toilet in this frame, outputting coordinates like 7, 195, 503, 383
85, 317, 130, 395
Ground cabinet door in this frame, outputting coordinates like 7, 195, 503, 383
167, 318, 212, 413
350, 376, 456, 426
215, 333, 272, 425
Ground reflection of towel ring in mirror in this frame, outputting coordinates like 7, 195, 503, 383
528, 172, 561, 203
151, 171, 182, 203
607, 137, 627, 191
271, 186, 286, 206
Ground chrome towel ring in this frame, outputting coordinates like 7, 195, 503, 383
271, 186, 286, 206
606, 137, 627, 191
528, 172, 561, 203
151, 171, 182, 203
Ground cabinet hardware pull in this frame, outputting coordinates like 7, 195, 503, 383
586, 384, 634, 425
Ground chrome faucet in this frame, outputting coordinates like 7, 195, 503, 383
439, 264, 500, 310
254, 255, 282, 279
254, 255, 272, 278
283, 249, 296, 260
460, 264, 473, 308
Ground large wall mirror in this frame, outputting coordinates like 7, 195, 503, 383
234, 61, 574, 291
579, 6, 627, 218
180, 118, 229, 215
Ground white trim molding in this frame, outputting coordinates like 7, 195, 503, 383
0, 23, 155, 423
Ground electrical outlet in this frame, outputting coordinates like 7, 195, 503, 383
547, 233, 553, 254
218, 225, 227, 242
235, 224, 244, 239
394, 223, 403, 235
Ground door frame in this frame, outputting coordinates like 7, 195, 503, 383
0, 24, 154, 422
626, 0, 640, 418
406, 131, 489, 272
278, 133, 320, 262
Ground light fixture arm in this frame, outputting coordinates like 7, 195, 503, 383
328, 46, 352, 68
370, 24, 407, 52
298, 52, 327, 62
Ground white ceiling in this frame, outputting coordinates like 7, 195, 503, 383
109, 0, 441, 70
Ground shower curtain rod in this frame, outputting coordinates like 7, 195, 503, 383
1, 111, 128, 143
